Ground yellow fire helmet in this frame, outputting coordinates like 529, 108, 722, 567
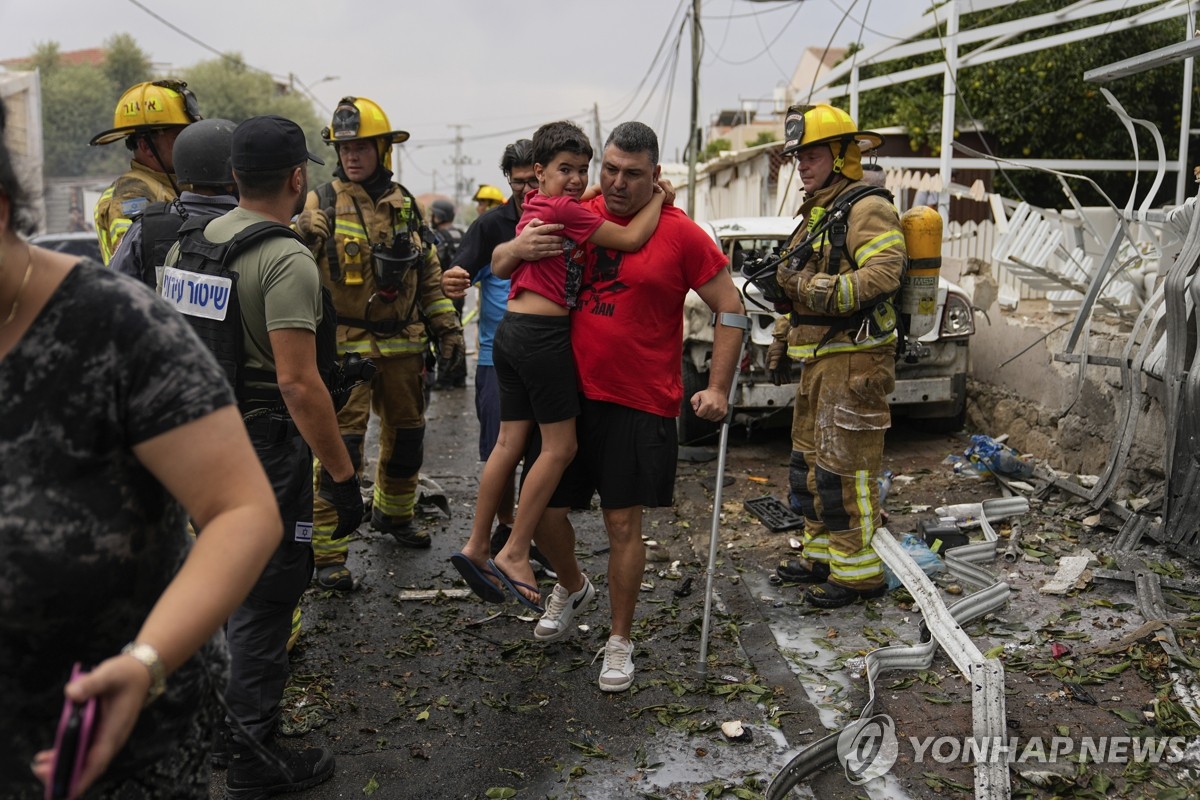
781, 103, 883, 181
90, 80, 202, 146
473, 184, 506, 205
322, 96, 409, 172
321, 97, 409, 146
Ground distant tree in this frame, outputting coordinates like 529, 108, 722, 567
101, 33, 152, 93
701, 137, 732, 162
29, 42, 61, 75
35, 41, 329, 182
850, 0, 1187, 207
750, 131, 777, 147
182, 55, 333, 184
41, 63, 126, 177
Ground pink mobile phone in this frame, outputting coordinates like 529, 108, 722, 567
46, 663, 98, 800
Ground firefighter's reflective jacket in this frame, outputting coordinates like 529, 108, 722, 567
305, 179, 459, 360
781, 176, 906, 361
94, 161, 176, 265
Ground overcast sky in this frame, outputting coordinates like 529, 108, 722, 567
2, 0, 935, 206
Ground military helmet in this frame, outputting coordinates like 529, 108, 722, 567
472, 184, 506, 205
321, 96, 409, 145
780, 104, 883, 156
173, 118, 235, 187
90, 80, 202, 146
430, 199, 455, 225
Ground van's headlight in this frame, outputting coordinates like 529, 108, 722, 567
940, 293, 974, 339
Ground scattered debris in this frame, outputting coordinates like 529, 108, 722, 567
398, 588, 474, 601
720, 720, 752, 742
950, 434, 1036, 479
1040, 549, 1099, 595
743, 495, 805, 532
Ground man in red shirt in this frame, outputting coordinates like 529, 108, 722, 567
496, 121, 743, 692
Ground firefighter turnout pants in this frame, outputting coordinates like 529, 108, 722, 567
312, 353, 426, 566
788, 349, 894, 591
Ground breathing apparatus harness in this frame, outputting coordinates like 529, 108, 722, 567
740, 184, 901, 353
316, 181, 440, 339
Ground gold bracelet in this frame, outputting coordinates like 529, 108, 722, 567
121, 642, 166, 705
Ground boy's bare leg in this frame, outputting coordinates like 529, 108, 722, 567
493, 418, 576, 603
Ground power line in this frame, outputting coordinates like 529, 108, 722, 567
705, 0, 805, 67
602, 0, 690, 123
125, 0, 278, 78
125, 0, 332, 115
702, 0, 807, 20
804, 0, 859, 104
628, 12, 690, 123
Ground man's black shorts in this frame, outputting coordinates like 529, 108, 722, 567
493, 311, 579, 424
545, 397, 678, 510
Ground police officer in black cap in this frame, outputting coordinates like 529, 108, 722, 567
162, 114, 361, 797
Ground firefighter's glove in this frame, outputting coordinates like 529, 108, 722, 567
801, 273, 838, 313
296, 208, 331, 245
766, 337, 792, 386
329, 474, 365, 540
776, 263, 813, 304
438, 331, 467, 379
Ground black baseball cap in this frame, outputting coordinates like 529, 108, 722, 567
231, 115, 324, 172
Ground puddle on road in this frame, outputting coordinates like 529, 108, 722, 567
742, 570, 860, 731
553, 723, 791, 797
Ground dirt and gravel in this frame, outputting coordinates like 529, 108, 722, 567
208, 385, 1200, 800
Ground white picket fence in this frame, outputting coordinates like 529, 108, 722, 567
943, 219, 1043, 300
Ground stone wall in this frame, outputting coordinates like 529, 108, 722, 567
950, 258, 1167, 496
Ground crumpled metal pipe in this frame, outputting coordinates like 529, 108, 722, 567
767, 527, 1012, 800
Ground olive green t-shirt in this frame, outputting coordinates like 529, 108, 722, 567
165, 206, 323, 387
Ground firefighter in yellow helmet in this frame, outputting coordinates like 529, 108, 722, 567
90, 80, 201, 264
767, 103, 906, 608
472, 184, 505, 217
296, 96, 465, 590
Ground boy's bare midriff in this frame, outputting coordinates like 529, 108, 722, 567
507, 288, 568, 316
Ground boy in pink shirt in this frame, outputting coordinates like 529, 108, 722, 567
451, 120, 663, 610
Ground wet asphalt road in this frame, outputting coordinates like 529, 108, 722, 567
206, 376, 847, 800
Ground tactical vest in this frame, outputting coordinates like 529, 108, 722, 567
137, 200, 186, 288
435, 226, 464, 271
165, 217, 340, 412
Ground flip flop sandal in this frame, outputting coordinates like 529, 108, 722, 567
487, 558, 545, 613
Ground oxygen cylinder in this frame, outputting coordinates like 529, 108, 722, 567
899, 205, 943, 341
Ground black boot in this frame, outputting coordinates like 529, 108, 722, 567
775, 558, 830, 584
370, 508, 431, 548
803, 581, 887, 609
224, 740, 335, 799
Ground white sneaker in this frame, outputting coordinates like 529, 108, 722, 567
596, 635, 635, 692
534, 577, 594, 642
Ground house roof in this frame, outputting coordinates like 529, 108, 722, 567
1, 47, 106, 69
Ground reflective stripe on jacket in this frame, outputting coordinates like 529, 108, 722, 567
784, 177, 905, 361
94, 162, 176, 265
305, 179, 458, 361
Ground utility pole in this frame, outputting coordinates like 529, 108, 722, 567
592, 103, 603, 180
686, 0, 701, 219
446, 124, 475, 208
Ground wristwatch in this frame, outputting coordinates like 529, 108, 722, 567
121, 642, 166, 705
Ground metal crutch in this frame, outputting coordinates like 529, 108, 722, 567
697, 311, 751, 679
